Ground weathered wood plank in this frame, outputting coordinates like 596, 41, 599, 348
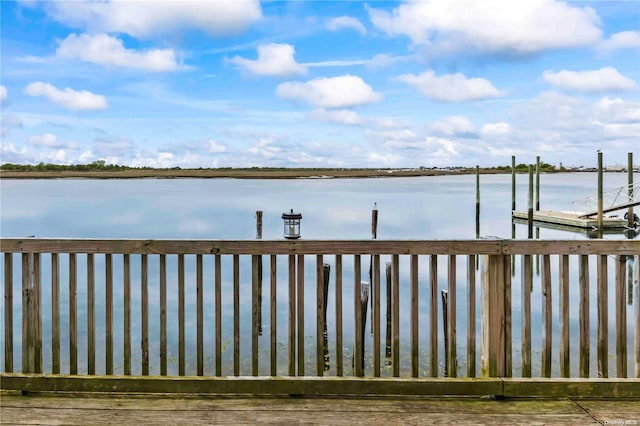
288, 254, 295, 376
521, 254, 532, 377
297, 254, 305, 376
616, 255, 627, 378
196, 254, 203, 376
141, 254, 149, 376
447, 255, 457, 378
252, 254, 259, 377
502, 378, 640, 398
579, 254, 590, 378
392, 254, 400, 377
373, 254, 381, 377
69, 253, 77, 375
105, 253, 113, 375
335, 255, 343, 377
159, 254, 167, 376
467, 255, 476, 378
481, 255, 506, 378
354, 255, 363, 377
3, 253, 13, 373
233, 254, 240, 377
541, 254, 552, 378
559, 254, 570, 378
410, 255, 418, 378
123, 254, 131, 376
22, 253, 33, 373
32, 253, 41, 374
87, 253, 95, 375
51, 253, 59, 374
214, 254, 221, 377
504, 255, 511, 378
316, 255, 324, 376
270, 254, 277, 377
597, 254, 608, 378
430, 255, 438, 377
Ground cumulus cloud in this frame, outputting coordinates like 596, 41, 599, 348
310, 108, 364, 125
277, 75, 381, 108
207, 139, 228, 153
599, 31, 640, 51
481, 122, 511, 137
326, 16, 366, 35
44, 0, 262, 38
229, 44, 307, 77
397, 70, 502, 102
429, 115, 477, 137
368, 0, 601, 54
29, 133, 78, 149
542, 67, 637, 93
0, 85, 7, 104
592, 97, 640, 124
57, 33, 180, 71
24, 82, 108, 111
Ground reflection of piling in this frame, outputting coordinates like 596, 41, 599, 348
385, 262, 392, 362
528, 165, 534, 239
323, 263, 330, 371
441, 290, 449, 377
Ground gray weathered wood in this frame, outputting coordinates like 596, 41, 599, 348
373, 254, 381, 377
51, 253, 59, 374
635, 255, 639, 378
160, 254, 167, 376
467, 255, 476, 378
616, 255, 627, 378
481, 255, 506, 377
252, 254, 259, 376
392, 254, 399, 377
354, 255, 363, 377
559, 254, 570, 378
214, 254, 221, 377
32, 254, 41, 374
335, 255, 343, 377
197, 254, 203, 376
233, 254, 240, 376
430, 255, 438, 377
579, 254, 590, 378
87, 253, 95, 375
504, 255, 512, 378
21, 253, 30, 373
297, 254, 305, 376
105, 253, 113, 375
597, 254, 608, 378
316, 255, 324, 376
521, 254, 532, 378
541, 254, 552, 378
141, 254, 149, 375
447, 255, 457, 378
270, 255, 277, 376
123, 254, 131, 376
4, 253, 13, 373
69, 253, 77, 375
410, 254, 419, 377
288, 254, 295, 376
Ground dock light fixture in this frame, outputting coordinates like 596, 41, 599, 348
282, 209, 302, 239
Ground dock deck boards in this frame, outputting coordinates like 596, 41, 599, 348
2, 392, 639, 425
512, 210, 628, 229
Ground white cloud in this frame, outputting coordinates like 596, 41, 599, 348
207, 139, 228, 153
429, 115, 477, 136
481, 122, 511, 137
45, 0, 262, 38
397, 70, 502, 102
542, 67, 637, 93
57, 33, 179, 72
24, 82, 108, 111
0, 85, 7, 104
599, 31, 640, 51
310, 109, 364, 125
326, 16, 366, 35
29, 133, 78, 149
229, 44, 307, 77
592, 97, 640, 124
277, 75, 381, 108
368, 0, 601, 54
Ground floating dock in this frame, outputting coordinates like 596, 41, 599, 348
512, 210, 628, 230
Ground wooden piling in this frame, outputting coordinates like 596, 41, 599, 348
628, 152, 634, 229
598, 151, 604, 239
528, 165, 534, 239
475, 166, 480, 239
535, 156, 540, 211
511, 155, 516, 212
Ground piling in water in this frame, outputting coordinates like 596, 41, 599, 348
536, 156, 541, 211
598, 152, 604, 238
511, 155, 516, 212
475, 165, 480, 239
528, 165, 534, 239
629, 152, 634, 230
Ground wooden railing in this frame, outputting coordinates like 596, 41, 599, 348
1, 238, 639, 396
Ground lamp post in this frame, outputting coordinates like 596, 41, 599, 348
282, 209, 302, 239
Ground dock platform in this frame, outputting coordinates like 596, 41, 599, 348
512, 210, 628, 230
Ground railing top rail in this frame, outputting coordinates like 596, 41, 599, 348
1, 238, 638, 255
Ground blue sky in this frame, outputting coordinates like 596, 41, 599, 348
1, 0, 638, 168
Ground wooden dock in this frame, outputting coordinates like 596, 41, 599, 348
512, 210, 629, 229
2, 392, 640, 425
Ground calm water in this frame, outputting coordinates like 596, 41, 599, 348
0, 173, 638, 377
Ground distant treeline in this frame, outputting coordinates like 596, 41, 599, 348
0, 161, 560, 172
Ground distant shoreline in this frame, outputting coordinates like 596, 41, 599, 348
0, 167, 566, 179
